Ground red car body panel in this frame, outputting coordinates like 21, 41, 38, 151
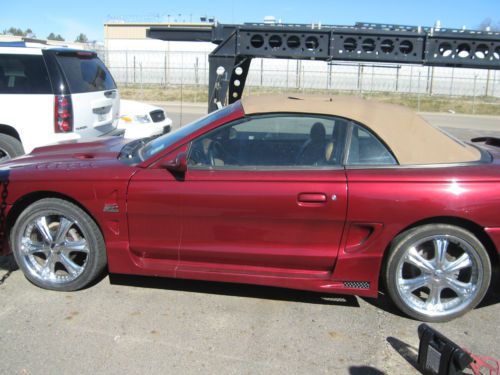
2, 103, 500, 299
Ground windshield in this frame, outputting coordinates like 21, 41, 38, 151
139, 103, 240, 160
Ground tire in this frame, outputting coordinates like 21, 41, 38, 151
10, 198, 107, 291
385, 224, 491, 322
0, 134, 24, 162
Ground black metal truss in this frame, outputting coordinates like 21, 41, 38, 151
147, 22, 500, 112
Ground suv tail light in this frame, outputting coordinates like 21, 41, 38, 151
54, 95, 73, 133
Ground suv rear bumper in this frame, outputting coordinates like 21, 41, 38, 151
99, 128, 125, 137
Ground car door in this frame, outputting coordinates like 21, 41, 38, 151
177, 114, 349, 277
126, 155, 185, 276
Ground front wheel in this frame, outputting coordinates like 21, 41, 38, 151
11, 198, 107, 291
385, 224, 491, 322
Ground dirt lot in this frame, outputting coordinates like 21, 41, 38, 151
0, 107, 499, 375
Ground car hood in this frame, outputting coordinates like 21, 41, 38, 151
2, 137, 131, 168
120, 99, 164, 115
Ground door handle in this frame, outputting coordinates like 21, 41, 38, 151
297, 193, 327, 203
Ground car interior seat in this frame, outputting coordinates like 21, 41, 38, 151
296, 122, 327, 165
325, 120, 348, 164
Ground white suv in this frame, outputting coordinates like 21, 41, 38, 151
0, 42, 121, 160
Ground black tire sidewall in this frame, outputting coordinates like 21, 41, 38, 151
11, 198, 106, 291
385, 224, 492, 322
0, 134, 24, 159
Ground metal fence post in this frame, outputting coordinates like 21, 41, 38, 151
449, 68, 454, 97
163, 51, 168, 87
428, 67, 434, 95
371, 66, 375, 92
286, 60, 290, 91
472, 74, 478, 114
300, 65, 304, 92
485, 70, 491, 97
409, 66, 413, 93
358, 65, 364, 94
140, 63, 143, 100
260, 59, 264, 86
125, 51, 128, 86
492, 70, 497, 97
417, 72, 421, 112
133, 56, 136, 85
295, 60, 300, 89
395, 67, 399, 92
194, 55, 199, 102
180, 53, 184, 126
327, 63, 332, 90
195, 57, 199, 85
204, 53, 207, 86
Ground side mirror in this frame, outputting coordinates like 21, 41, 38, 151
162, 152, 187, 173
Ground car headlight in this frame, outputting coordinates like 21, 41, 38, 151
134, 115, 151, 123
120, 115, 151, 123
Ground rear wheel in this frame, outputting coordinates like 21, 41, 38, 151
11, 198, 106, 291
0, 134, 24, 162
385, 224, 491, 322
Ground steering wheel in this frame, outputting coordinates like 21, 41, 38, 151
207, 141, 238, 166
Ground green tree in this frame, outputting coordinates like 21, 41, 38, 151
3, 27, 24, 36
2, 27, 36, 37
74, 33, 88, 43
47, 32, 65, 41
25, 28, 36, 37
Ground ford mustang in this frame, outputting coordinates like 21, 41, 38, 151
1, 95, 499, 322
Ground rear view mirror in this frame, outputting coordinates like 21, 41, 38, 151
162, 152, 187, 173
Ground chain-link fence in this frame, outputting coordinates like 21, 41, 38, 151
102, 49, 500, 114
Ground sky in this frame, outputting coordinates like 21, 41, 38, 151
0, 0, 499, 42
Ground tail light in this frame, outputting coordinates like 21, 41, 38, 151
54, 95, 73, 133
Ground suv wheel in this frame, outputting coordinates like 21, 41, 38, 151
0, 134, 24, 162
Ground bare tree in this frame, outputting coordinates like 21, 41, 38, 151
478, 18, 499, 31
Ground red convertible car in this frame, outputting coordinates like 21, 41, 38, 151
1, 95, 499, 322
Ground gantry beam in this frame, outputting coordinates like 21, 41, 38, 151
147, 22, 500, 112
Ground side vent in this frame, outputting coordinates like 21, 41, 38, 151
343, 281, 370, 289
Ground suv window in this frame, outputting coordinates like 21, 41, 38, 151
346, 123, 397, 165
0, 54, 52, 94
56, 54, 116, 93
188, 114, 348, 169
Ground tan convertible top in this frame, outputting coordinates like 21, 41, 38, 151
240, 95, 481, 165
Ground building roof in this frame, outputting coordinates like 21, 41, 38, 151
240, 95, 481, 165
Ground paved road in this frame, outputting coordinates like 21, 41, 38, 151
0, 106, 499, 374
421, 112, 500, 141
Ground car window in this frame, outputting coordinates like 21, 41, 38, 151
346, 123, 397, 165
139, 103, 239, 161
56, 54, 116, 93
0, 54, 52, 94
188, 114, 348, 169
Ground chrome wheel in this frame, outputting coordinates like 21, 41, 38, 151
19, 214, 89, 284
395, 234, 483, 319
